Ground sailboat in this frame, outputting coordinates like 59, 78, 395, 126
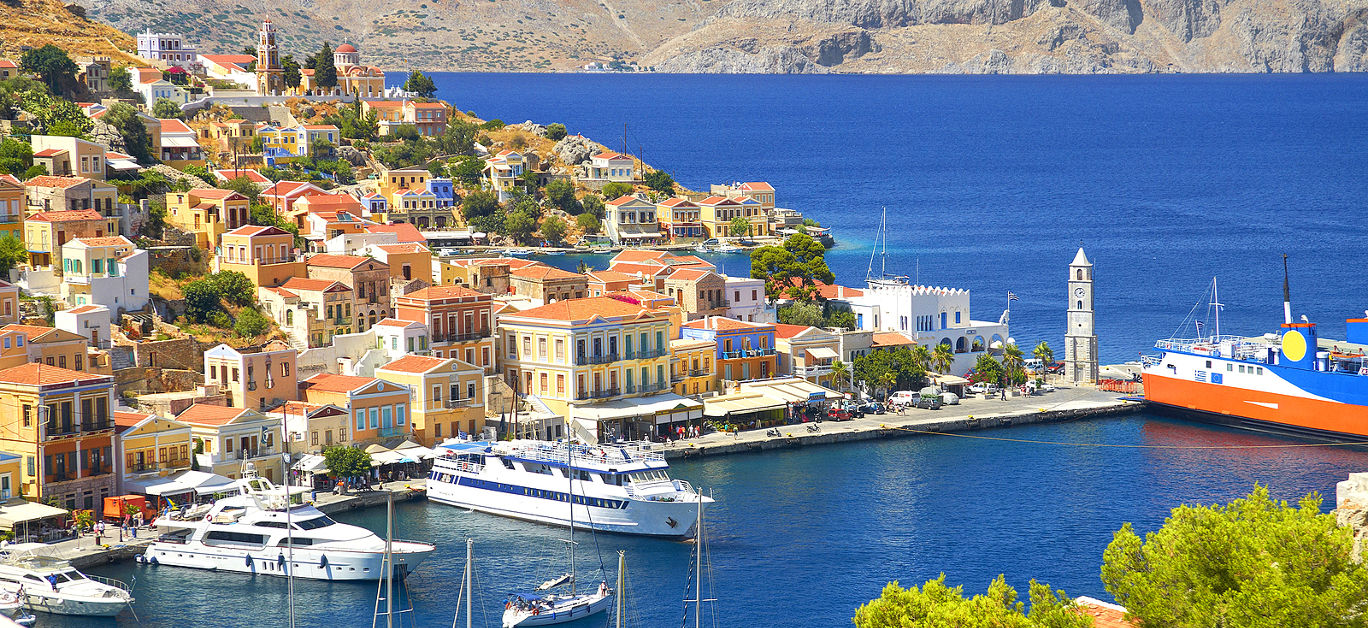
502, 441, 613, 627
683, 488, 717, 628
373, 493, 416, 628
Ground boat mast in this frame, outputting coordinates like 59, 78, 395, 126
386, 492, 394, 628
465, 538, 473, 628
615, 550, 626, 628
1282, 254, 1293, 325
695, 489, 703, 628
285, 452, 295, 628
1211, 277, 1221, 340
568, 437, 575, 597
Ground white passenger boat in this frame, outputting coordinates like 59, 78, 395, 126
0, 544, 131, 617
429, 440, 712, 539
145, 473, 434, 581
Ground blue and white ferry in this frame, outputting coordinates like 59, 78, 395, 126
428, 440, 711, 539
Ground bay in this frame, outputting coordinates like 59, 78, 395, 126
425, 73, 1368, 363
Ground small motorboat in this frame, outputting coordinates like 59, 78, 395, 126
502, 584, 613, 627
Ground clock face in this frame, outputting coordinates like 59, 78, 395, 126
1074, 287, 1086, 297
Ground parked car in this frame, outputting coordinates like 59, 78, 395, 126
915, 394, 943, 410
859, 401, 885, 415
841, 401, 865, 419
827, 406, 852, 421
968, 382, 999, 394
940, 392, 960, 405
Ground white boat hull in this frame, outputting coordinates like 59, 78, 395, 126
429, 483, 700, 539
502, 592, 612, 627
143, 541, 432, 581
0, 585, 127, 617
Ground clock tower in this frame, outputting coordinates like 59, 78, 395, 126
1065, 247, 1099, 383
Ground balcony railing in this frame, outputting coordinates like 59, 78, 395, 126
45, 419, 113, 439
128, 462, 157, 473
797, 364, 833, 377
722, 348, 776, 360
577, 353, 619, 366
625, 382, 668, 395
626, 348, 669, 360
378, 426, 409, 438
575, 388, 620, 401
224, 447, 275, 461
433, 331, 489, 343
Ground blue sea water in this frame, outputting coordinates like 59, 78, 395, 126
49, 74, 1368, 626
424, 73, 1368, 364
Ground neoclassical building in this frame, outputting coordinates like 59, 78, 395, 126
300, 43, 386, 97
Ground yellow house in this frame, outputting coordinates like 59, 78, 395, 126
0, 363, 118, 512
670, 337, 717, 397
176, 404, 284, 482
215, 225, 304, 288
376, 355, 485, 447
0, 174, 22, 242
166, 189, 251, 250
497, 296, 701, 443
0, 324, 112, 374
114, 410, 193, 495
0, 452, 20, 501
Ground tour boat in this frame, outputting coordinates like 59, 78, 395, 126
145, 472, 435, 581
1142, 268, 1368, 440
429, 440, 712, 539
0, 545, 132, 617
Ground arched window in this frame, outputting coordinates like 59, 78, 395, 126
285, 309, 293, 326
1076, 269, 1083, 280
1077, 300, 1083, 310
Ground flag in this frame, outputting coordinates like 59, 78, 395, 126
1007, 292, 1019, 302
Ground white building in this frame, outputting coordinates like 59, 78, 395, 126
59, 236, 149, 321
584, 151, 636, 183
55, 304, 111, 347
136, 30, 200, 70
837, 277, 1009, 376
603, 195, 661, 245
723, 275, 773, 323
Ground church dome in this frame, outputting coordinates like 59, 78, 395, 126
335, 44, 357, 53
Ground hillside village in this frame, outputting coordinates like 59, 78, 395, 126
0, 17, 1013, 525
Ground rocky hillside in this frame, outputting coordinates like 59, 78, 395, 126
0, 0, 139, 64
76, 0, 1368, 73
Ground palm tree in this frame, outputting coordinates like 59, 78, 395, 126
1002, 343, 1025, 372
931, 343, 955, 375
830, 359, 850, 392
877, 371, 897, 398
1033, 341, 1055, 380
910, 344, 932, 373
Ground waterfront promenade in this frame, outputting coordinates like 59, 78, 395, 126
663, 385, 1140, 459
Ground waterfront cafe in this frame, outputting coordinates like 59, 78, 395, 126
362, 439, 438, 482
0, 498, 69, 542
569, 393, 704, 444
125, 469, 237, 509
704, 377, 843, 431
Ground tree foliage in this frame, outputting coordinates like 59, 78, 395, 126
575, 212, 600, 234
1033, 342, 1055, 371
315, 42, 337, 89
233, 306, 270, 337
643, 169, 675, 194
728, 216, 749, 237
750, 233, 835, 302
544, 179, 579, 213
281, 55, 302, 90
450, 155, 484, 185
0, 138, 32, 176
970, 353, 1004, 384
931, 343, 955, 375
853, 347, 928, 395
504, 207, 538, 244
404, 71, 438, 98
22, 92, 92, 137
1102, 485, 1368, 628
0, 235, 27, 273
854, 575, 1089, 628
152, 97, 183, 119
108, 66, 132, 95
539, 215, 566, 245
600, 182, 632, 200
580, 194, 605, 219
545, 123, 567, 141
103, 103, 152, 164
461, 190, 501, 221
323, 446, 372, 478
436, 120, 477, 156
20, 45, 77, 96
778, 301, 823, 327
183, 279, 221, 324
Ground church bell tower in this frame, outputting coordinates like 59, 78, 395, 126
1065, 247, 1099, 383
255, 19, 284, 96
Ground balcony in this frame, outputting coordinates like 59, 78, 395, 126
575, 388, 620, 401
797, 364, 833, 378
378, 426, 409, 438
576, 353, 619, 366
625, 382, 667, 395
628, 348, 669, 360
433, 331, 489, 343
722, 347, 776, 360
224, 446, 276, 462
128, 462, 158, 473
44, 419, 113, 440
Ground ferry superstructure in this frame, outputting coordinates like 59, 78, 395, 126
429, 440, 711, 539
1142, 272, 1368, 440
146, 474, 434, 580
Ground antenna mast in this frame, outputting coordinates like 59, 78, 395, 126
1282, 254, 1292, 325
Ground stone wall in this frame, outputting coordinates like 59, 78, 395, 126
1335, 473, 1368, 563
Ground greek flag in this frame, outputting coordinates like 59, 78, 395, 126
1007, 292, 1019, 302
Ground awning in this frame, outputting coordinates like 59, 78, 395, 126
370, 450, 406, 465
619, 232, 660, 239
571, 393, 703, 424
292, 454, 328, 474
0, 501, 67, 529
703, 393, 785, 417
931, 374, 970, 386
125, 470, 236, 496
160, 135, 200, 148
393, 441, 436, 460
806, 347, 839, 361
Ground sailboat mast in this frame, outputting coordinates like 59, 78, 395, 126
695, 489, 703, 628
880, 207, 887, 280
568, 438, 575, 596
616, 550, 625, 628
385, 492, 394, 628
465, 538, 473, 628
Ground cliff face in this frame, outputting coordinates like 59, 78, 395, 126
0, 0, 139, 64
77, 0, 1368, 73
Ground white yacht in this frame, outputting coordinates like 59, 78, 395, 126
0, 544, 132, 617
429, 440, 712, 539
145, 474, 435, 581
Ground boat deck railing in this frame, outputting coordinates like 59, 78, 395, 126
436, 459, 484, 475
87, 574, 132, 594
511, 442, 666, 467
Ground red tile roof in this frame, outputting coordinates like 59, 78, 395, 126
191, 189, 246, 201
65, 305, 105, 315
301, 372, 381, 394
70, 236, 132, 247
740, 182, 774, 192
375, 243, 429, 255
402, 285, 486, 301
158, 119, 193, 134
281, 277, 349, 293
510, 265, 582, 281
664, 268, 714, 282
510, 296, 652, 322
586, 270, 639, 284
307, 254, 377, 269
28, 209, 104, 223
24, 175, 87, 189
32, 148, 65, 158
114, 410, 158, 429
373, 318, 421, 328
682, 316, 772, 332
1074, 598, 1136, 628
0, 363, 111, 386
176, 403, 251, 427
871, 332, 916, 347
214, 169, 270, 184
611, 250, 669, 263
378, 355, 449, 374
657, 198, 698, 208
594, 151, 631, 160
773, 323, 815, 339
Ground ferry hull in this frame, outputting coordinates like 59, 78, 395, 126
428, 485, 700, 539
143, 541, 433, 581
1142, 371, 1368, 441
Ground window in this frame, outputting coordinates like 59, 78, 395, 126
355, 409, 364, 431
369, 407, 379, 429
396, 405, 405, 426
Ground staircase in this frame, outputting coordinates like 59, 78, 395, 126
108, 346, 135, 371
